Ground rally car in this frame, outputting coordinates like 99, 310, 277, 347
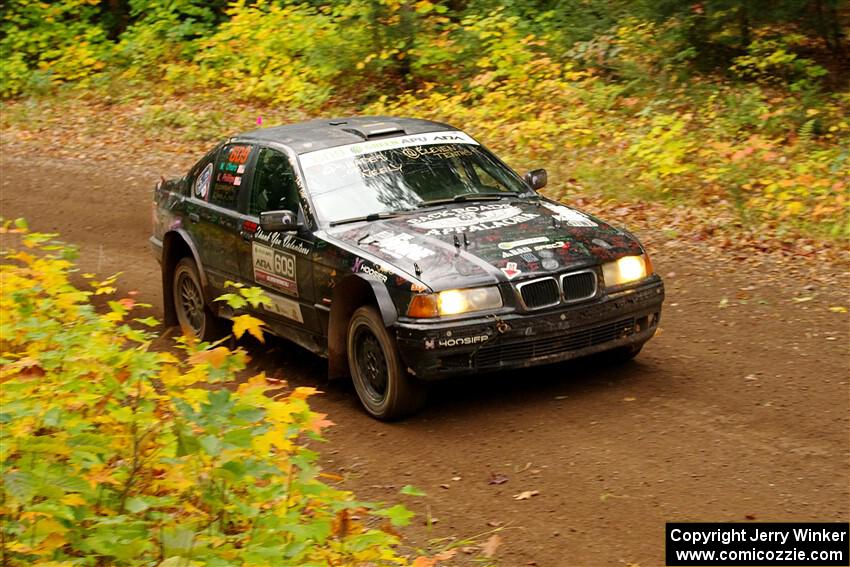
151, 116, 664, 419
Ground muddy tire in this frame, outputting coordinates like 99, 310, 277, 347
173, 257, 219, 341
347, 306, 427, 420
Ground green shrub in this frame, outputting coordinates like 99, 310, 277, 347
0, 219, 418, 565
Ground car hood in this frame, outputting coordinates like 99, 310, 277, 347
328, 198, 644, 290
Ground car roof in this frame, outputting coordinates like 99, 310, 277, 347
236, 116, 457, 154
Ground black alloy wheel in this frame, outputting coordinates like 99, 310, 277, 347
173, 257, 218, 341
347, 305, 427, 420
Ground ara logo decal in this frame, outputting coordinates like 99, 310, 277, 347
501, 262, 521, 279
424, 338, 435, 350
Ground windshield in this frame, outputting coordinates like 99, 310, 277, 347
298, 131, 530, 224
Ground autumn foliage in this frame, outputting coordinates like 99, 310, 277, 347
1, 1, 848, 241
0, 220, 416, 565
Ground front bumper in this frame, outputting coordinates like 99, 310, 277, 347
395, 277, 664, 380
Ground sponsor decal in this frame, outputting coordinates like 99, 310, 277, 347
254, 229, 311, 255
410, 282, 428, 293
498, 236, 550, 250
359, 161, 402, 178
263, 293, 304, 323
217, 172, 241, 185
299, 131, 479, 169
352, 257, 388, 283
436, 335, 490, 348
237, 164, 245, 174
370, 231, 435, 262
401, 145, 473, 160
252, 242, 298, 297
501, 262, 521, 279
425, 338, 435, 350
592, 238, 612, 249
541, 202, 597, 227
407, 203, 539, 236
519, 252, 538, 263
541, 258, 560, 271
534, 240, 569, 251
502, 246, 532, 258
195, 162, 212, 199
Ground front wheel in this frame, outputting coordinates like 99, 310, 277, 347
173, 257, 220, 341
608, 343, 643, 363
347, 306, 427, 420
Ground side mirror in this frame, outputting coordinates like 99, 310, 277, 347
259, 210, 298, 232
524, 168, 548, 191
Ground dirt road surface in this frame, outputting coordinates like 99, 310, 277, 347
3, 154, 848, 566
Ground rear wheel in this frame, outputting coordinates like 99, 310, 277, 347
173, 257, 219, 341
347, 306, 427, 420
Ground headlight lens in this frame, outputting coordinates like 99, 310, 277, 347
407, 287, 503, 318
602, 254, 652, 288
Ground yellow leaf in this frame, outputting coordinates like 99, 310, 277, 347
61, 494, 86, 506
237, 373, 270, 394
828, 306, 847, 313
190, 346, 230, 368
36, 532, 67, 553
291, 386, 318, 400
232, 315, 265, 342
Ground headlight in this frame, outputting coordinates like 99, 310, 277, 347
407, 287, 503, 318
602, 254, 652, 288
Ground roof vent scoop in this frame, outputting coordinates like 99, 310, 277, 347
341, 121, 406, 140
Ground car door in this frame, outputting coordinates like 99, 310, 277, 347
234, 145, 321, 336
184, 142, 254, 297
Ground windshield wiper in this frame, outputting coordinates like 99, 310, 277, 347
329, 211, 412, 227
417, 192, 521, 208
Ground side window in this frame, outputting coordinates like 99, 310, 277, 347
210, 143, 252, 209
249, 148, 300, 216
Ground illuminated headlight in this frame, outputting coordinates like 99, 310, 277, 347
407, 287, 503, 318
602, 254, 652, 288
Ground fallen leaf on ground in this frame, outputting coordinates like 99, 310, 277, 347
828, 306, 847, 313
623, 396, 636, 401
433, 549, 457, 561
489, 473, 508, 485
513, 490, 539, 500
481, 534, 502, 558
